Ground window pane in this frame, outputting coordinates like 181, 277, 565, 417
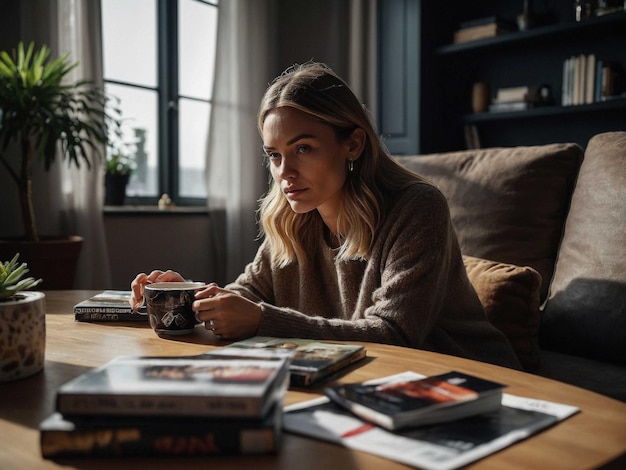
178, 98, 210, 198
105, 84, 159, 198
179, 0, 218, 100
102, 0, 157, 87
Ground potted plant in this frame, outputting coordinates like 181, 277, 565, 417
0, 253, 44, 383
104, 125, 135, 205
0, 41, 119, 287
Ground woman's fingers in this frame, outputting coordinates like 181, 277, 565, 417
130, 273, 150, 310
193, 292, 262, 340
129, 270, 185, 311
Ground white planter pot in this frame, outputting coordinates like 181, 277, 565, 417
0, 291, 46, 383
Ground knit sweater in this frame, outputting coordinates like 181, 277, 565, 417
227, 182, 522, 369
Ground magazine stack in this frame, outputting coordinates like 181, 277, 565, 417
39, 354, 291, 458
284, 371, 580, 470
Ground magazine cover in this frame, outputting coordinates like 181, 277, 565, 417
285, 372, 579, 470
56, 355, 290, 418
211, 337, 366, 387
325, 370, 505, 429
73, 290, 147, 322
40, 402, 282, 458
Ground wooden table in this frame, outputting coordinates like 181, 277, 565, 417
1, 291, 625, 469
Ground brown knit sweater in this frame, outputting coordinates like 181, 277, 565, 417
227, 182, 521, 369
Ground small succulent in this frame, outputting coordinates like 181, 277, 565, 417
0, 253, 42, 299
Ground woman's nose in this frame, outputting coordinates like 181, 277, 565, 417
278, 158, 297, 180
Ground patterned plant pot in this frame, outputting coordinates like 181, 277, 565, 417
0, 291, 46, 383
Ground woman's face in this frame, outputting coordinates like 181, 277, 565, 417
262, 107, 361, 229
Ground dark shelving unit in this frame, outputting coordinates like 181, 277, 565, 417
436, 11, 626, 56
465, 97, 626, 123
415, 1, 626, 152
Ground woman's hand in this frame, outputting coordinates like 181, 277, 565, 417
193, 284, 263, 340
129, 270, 185, 311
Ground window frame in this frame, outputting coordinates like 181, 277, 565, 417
102, 0, 217, 206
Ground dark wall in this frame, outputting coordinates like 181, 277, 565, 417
274, 0, 350, 78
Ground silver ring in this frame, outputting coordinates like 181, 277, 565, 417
209, 319, 215, 331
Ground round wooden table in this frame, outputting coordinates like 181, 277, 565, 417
1, 290, 624, 469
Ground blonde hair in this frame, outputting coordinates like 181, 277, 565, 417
258, 62, 426, 267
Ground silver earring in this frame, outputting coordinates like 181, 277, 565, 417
348, 160, 354, 172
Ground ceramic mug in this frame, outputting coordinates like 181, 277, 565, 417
144, 282, 206, 336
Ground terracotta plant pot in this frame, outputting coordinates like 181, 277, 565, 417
0, 291, 46, 383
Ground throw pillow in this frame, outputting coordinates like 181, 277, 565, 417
540, 132, 626, 363
463, 255, 542, 370
398, 143, 583, 303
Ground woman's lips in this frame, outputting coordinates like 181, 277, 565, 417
284, 187, 306, 199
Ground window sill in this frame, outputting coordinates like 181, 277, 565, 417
103, 205, 210, 216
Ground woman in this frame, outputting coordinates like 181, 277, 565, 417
131, 62, 521, 369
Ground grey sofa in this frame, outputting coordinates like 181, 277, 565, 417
397, 131, 626, 402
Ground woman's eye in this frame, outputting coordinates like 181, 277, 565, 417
264, 152, 281, 160
296, 145, 311, 154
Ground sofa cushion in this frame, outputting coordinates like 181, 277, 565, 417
540, 132, 626, 364
398, 143, 583, 303
535, 350, 626, 402
463, 255, 542, 370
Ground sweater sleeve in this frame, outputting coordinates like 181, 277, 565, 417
225, 239, 276, 304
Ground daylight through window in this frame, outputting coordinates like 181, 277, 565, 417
101, 0, 218, 205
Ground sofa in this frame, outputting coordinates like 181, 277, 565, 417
397, 131, 626, 402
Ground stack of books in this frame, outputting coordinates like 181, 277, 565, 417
453, 16, 516, 44
39, 354, 291, 458
489, 85, 542, 113
73, 290, 147, 322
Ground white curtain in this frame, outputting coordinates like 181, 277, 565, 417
206, 0, 273, 284
23, 0, 111, 288
349, 0, 378, 121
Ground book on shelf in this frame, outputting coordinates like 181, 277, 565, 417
73, 290, 147, 322
324, 370, 505, 431
40, 402, 282, 458
459, 15, 504, 29
562, 54, 622, 106
488, 101, 536, 113
463, 124, 481, 150
285, 371, 579, 470
210, 336, 367, 387
55, 354, 290, 419
453, 20, 516, 44
493, 85, 538, 103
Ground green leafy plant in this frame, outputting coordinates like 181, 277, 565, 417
0, 253, 42, 300
105, 153, 135, 176
0, 41, 120, 242
104, 95, 135, 176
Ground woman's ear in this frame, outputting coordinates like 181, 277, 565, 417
347, 128, 366, 160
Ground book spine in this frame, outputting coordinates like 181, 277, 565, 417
290, 350, 367, 387
56, 393, 266, 418
488, 101, 533, 112
459, 16, 500, 29
41, 422, 279, 458
585, 54, 596, 104
74, 309, 147, 322
595, 59, 603, 102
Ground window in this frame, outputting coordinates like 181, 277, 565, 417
101, 0, 218, 205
